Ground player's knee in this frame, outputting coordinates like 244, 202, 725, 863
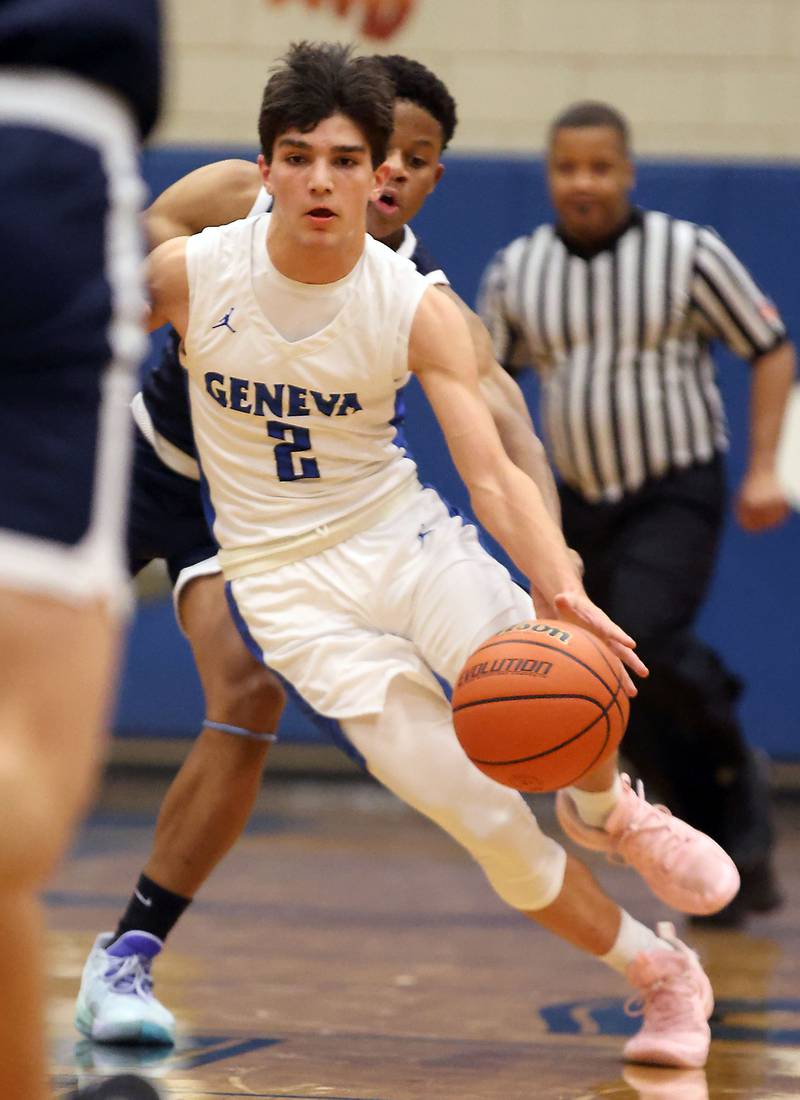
480, 829, 568, 911
451, 795, 568, 911
207, 659, 286, 735
406, 757, 568, 911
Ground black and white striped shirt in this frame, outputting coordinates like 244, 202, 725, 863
478, 208, 787, 503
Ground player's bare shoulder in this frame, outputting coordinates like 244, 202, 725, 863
146, 159, 263, 249
409, 285, 474, 378
437, 285, 493, 353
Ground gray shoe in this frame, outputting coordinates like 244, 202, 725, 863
67, 1075, 162, 1099
75, 932, 175, 1045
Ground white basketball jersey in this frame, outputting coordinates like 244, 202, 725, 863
248, 185, 272, 217
182, 213, 430, 557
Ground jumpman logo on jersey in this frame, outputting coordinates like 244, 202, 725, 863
212, 307, 237, 334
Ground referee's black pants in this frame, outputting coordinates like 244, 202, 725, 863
560, 456, 774, 872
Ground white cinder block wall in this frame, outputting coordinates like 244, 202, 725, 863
157, 0, 800, 157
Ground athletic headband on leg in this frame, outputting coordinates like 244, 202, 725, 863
203, 720, 278, 744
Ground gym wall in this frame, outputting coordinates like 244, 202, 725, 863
119, 1, 798, 757
117, 147, 800, 758
157, 0, 800, 157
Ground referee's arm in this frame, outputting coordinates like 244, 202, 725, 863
691, 227, 796, 530
740, 340, 796, 530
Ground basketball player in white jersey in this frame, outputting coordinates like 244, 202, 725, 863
142, 43, 741, 1068
76, 54, 569, 1050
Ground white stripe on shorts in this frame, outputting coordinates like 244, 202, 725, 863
131, 392, 201, 482
0, 70, 147, 611
173, 555, 223, 634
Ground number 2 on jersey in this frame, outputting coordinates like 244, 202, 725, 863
267, 421, 321, 481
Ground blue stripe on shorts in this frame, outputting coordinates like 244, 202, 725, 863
224, 580, 367, 768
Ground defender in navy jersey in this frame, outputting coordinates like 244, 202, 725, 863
478, 100, 797, 926
0, 3, 161, 1098
77, 54, 561, 1048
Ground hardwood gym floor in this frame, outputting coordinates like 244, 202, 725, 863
47, 769, 800, 1099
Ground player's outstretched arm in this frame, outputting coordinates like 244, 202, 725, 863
438, 287, 579, 616
145, 159, 262, 251
147, 237, 190, 335
410, 288, 647, 690
268, 0, 415, 38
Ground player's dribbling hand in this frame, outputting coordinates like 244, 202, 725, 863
735, 468, 790, 532
551, 591, 649, 697
531, 551, 586, 621
567, 547, 585, 577
268, 0, 416, 39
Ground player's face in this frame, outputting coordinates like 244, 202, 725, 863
367, 99, 445, 247
547, 126, 634, 244
262, 113, 389, 251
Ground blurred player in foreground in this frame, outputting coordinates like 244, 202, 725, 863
0, 2, 163, 1098
144, 43, 740, 1069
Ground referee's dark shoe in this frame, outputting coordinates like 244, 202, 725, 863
67, 1075, 162, 1099
689, 857, 784, 928
690, 745, 782, 928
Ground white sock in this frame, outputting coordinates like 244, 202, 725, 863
600, 910, 673, 975
567, 772, 624, 827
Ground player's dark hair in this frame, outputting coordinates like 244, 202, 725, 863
375, 54, 458, 150
549, 101, 631, 154
258, 42, 394, 167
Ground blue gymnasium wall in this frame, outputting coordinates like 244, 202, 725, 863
115, 148, 800, 759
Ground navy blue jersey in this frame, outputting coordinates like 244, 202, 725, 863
0, 0, 161, 137
399, 229, 448, 287
140, 219, 448, 466
141, 328, 193, 456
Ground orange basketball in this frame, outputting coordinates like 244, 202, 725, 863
452, 619, 629, 793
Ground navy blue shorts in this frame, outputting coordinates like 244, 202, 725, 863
128, 427, 217, 585
0, 71, 145, 604
0, 125, 108, 544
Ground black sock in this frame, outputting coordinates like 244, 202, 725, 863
112, 873, 192, 945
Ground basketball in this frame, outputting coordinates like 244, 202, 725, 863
451, 620, 629, 793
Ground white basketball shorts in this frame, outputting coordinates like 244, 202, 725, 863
226, 486, 534, 719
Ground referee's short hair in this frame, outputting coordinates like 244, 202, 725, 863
548, 101, 631, 154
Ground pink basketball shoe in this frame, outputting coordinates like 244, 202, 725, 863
623, 1064, 709, 1099
624, 922, 714, 1069
555, 774, 740, 914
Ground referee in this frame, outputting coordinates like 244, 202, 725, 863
478, 101, 797, 926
